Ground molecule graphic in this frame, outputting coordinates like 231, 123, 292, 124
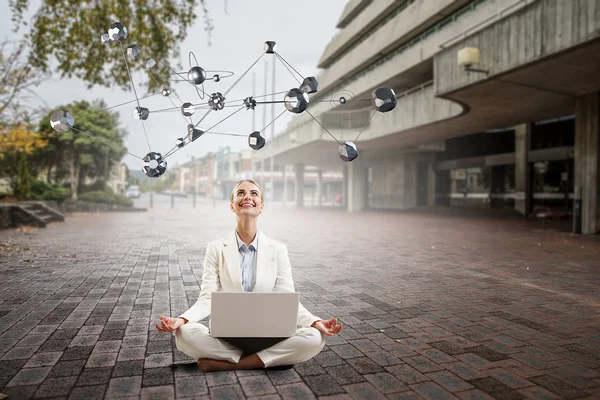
50, 22, 398, 178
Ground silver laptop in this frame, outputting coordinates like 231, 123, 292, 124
210, 292, 299, 338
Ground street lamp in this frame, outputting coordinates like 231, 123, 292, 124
458, 47, 489, 74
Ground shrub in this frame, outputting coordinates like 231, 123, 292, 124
78, 190, 133, 207
28, 179, 70, 201
79, 181, 113, 194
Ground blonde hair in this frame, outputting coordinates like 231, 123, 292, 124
230, 179, 264, 203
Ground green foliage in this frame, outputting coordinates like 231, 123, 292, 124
79, 190, 133, 207
28, 178, 70, 201
16, 151, 30, 198
37, 100, 128, 200
79, 180, 112, 195
8, 0, 213, 92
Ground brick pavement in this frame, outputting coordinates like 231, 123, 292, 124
0, 200, 599, 399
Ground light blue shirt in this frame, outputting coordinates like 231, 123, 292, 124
235, 231, 258, 292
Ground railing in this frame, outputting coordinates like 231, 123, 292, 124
272, 80, 435, 153
439, 0, 536, 49
313, 0, 488, 103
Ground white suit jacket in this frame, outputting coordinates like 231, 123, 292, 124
179, 231, 321, 328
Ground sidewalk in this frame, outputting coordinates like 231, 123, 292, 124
0, 205, 599, 399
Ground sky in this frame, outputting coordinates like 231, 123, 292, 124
0, 0, 348, 170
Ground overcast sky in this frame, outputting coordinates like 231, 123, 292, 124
0, 0, 347, 170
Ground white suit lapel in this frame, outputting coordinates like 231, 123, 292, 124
222, 232, 243, 291
255, 232, 273, 291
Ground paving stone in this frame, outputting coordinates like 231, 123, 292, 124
238, 375, 277, 397
142, 366, 173, 387
455, 389, 498, 400
209, 383, 246, 399
425, 370, 473, 392
146, 340, 171, 354
140, 384, 174, 400
206, 371, 239, 387
6, 366, 52, 387
403, 355, 443, 373
59, 346, 94, 361
314, 350, 346, 367
0, 359, 28, 377
144, 353, 172, 368
105, 376, 142, 397
364, 372, 409, 394
67, 384, 107, 400
409, 381, 458, 400
34, 376, 77, 398
304, 374, 345, 396
2, 346, 39, 360
385, 364, 429, 385
175, 376, 209, 397
469, 377, 525, 400
76, 367, 112, 386
92, 340, 121, 353
47, 359, 87, 378
293, 359, 326, 377
326, 363, 366, 385
1, 385, 39, 399
528, 375, 589, 399
266, 368, 302, 385
85, 352, 117, 368
112, 360, 144, 377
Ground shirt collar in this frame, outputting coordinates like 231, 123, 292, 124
235, 230, 258, 251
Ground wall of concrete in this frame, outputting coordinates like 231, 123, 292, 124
315, 0, 514, 100
435, 0, 600, 95
322, 0, 398, 66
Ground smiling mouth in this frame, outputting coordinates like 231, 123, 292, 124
241, 203, 254, 208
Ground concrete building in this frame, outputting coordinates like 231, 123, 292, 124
259, 0, 600, 233
175, 147, 344, 205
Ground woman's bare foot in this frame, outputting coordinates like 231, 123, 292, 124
197, 358, 237, 372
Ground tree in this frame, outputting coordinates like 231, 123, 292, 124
37, 101, 128, 200
17, 150, 30, 198
0, 41, 48, 121
0, 122, 49, 194
9, 0, 213, 92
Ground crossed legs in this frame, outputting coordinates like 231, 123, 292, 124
175, 322, 325, 371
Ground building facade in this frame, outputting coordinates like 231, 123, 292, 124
259, 0, 600, 234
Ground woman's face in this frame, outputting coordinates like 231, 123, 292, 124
230, 181, 264, 218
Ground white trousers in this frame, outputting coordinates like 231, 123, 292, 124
174, 322, 326, 368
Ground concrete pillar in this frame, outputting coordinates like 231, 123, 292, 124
294, 163, 304, 208
427, 162, 436, 206
514, 123, 531, 215
347, 158, 367, 212
574, 92, 600, 234
341, 166, 349, 208
316, 170, 323, 207
283, 165, 287, 206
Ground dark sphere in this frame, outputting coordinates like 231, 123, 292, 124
339, 96, 347, 104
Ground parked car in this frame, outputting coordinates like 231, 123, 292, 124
126, 185, 140, 199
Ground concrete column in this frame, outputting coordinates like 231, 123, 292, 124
294, 163, 304, 208
342, 166, 348, 208
316, 170, 323, 207
347, 158, 367, 212
574, 92, 600, 234
428, 162, 436, 206
514, 123, 531, 215
283, 165, 287, 206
